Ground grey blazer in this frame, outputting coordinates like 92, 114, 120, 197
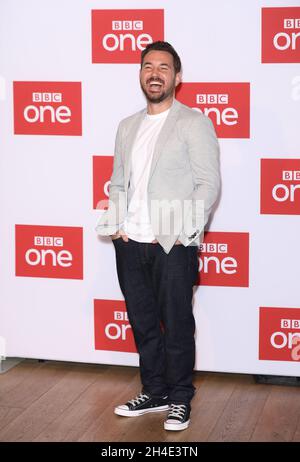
95, 98, 221, 254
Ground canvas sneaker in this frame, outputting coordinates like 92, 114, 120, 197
164, 403, 191, 431
114, 391, 169, 417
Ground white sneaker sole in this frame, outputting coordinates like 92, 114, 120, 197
164, 419, 190, 431
114, 404, 169, 417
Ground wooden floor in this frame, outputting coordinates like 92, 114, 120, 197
0, 359, 300, 442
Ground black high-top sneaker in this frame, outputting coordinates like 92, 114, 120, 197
114, 391, 169, 417
164, 403, 191, 431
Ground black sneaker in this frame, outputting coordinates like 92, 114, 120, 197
114, 391, 169, 417
164, 403, 191, 431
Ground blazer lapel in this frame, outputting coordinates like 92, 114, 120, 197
148, 98, 181, 182
124, 109, 146, 191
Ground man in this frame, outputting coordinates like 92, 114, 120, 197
95, 41, 221, 431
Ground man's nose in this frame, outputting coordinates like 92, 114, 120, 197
150, 68, 160, 77
150, 71, 161, 80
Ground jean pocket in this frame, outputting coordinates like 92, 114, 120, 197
111, 236, 123, 245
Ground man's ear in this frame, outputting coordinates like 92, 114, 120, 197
175, 72, 182, 87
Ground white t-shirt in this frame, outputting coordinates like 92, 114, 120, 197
123, 107, 170, 242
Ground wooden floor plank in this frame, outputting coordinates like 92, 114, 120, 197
0, 359, 299, 442
0, 406, 24, 432
35, 366, 140, 442
0, 360, 71, 409
292, 413, 300, 442
0, 362, 107, 442
250, 385, 300, 442
0, 360, 44, 398
207, 375, 271, 441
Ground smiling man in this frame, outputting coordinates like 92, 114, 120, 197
95, 41, 221, 431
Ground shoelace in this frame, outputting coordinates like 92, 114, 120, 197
128, 392, 150, 406
168, 404, 187, 419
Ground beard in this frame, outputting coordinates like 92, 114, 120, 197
140, 77, 176, 104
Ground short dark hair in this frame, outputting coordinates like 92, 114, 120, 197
141, 41, 182, 74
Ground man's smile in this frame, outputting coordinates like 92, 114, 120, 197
146, 80, 164, 93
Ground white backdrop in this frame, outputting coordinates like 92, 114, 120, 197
0, 0, 300, 376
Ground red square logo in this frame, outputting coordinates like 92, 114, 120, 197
93, 155, 114, 210
260, 159, 300, 215
13, 81, 82, 135
15, 225, 83, 279
91, 9, 164, 63
198, 232, 249, 287
176, 83, 250, 138
262, 7, 300, 63
259, 307, 300, 361
94, 299, 137, 353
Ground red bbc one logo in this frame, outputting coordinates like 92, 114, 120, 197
93, 156, 114, 210
94, 299, 137, 353
15, 225, 83, 279
91, 9, 164, 63
259, 307, 300, 361
13, 82, 82, 135
262, 7, 300, 63
176, 83, 250, 138
260, 159, 300, 215
197, 232, 249, 287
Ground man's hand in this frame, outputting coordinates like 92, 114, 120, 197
111, 228, 129, 242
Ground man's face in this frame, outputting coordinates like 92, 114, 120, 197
140, 50, 181, 104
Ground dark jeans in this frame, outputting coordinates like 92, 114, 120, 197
112, 237, 199, 405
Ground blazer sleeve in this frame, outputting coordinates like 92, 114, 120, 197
179, 113, 221, 245
94, 121, 127, 236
